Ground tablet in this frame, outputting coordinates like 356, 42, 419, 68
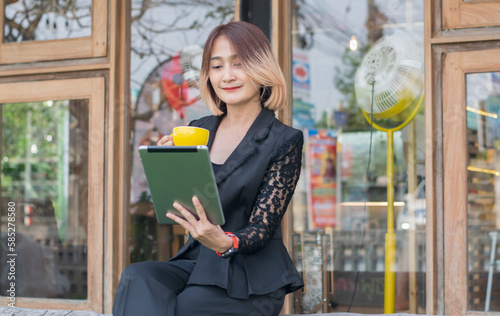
138, 145, 224, 225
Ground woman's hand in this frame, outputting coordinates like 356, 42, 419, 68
168, 196, 233, 254
157, 135, 174, 146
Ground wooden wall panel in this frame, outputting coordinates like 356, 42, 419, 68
443, 0, 500, 29
271, 0, 293, 314
105, 0, 130, 313
442, 51, 467, 316
92, 0, 108, 57
434, 0, 500, 44
89, 77, 106, 313
425, 0, 446, 314
273, 0, 292, 126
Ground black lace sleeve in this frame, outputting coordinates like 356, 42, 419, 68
233, 131, 303, 253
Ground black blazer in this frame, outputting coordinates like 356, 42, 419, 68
171, 107, 304, 299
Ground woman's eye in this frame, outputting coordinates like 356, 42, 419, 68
233, 63, 242, 67
211, 65, 222, 69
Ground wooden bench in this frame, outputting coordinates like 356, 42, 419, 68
0, 307, 433, 316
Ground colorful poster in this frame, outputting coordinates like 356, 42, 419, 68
293, 99, 315, 129
292, 50, 310, 100
306, 129, 337, 230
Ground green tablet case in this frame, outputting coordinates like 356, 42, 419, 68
139, 145, 225, 225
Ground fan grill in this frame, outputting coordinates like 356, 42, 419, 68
180, 45, 204, 102
355, 30, 423, 120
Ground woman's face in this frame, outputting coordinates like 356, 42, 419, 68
208, 36, 260, 109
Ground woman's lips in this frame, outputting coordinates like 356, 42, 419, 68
222, 86, 240, 92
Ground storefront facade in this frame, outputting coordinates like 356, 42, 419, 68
0, 0, 500, 315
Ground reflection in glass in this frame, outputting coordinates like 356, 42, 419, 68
1, 100, 89, 299
466, 72, 500, 312
3, 0, 92, 43
291, 0, 425, 313
128, 0, 234, 263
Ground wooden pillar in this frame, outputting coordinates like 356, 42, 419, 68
272, 0, 294, 314
105, 0, 131, 313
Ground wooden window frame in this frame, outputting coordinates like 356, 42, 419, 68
0, 77, 106, 312
0, 1, 107, 64
442, 0, 500, 30
442, 47, 500, 315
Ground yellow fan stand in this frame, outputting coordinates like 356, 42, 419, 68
354, 28, 424, 313
361, 89, 423, 313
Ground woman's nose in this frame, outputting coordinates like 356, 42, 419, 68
222, 66, 235, 81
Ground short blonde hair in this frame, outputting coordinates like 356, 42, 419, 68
199, 21, 287, 116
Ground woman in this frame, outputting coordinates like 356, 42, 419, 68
113, 21, 304, 316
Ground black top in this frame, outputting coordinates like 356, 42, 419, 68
170, 107, 304, 299
211, 162, 223, 175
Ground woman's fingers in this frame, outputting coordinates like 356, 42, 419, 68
157, 135, 174, 146
192, 196, 209, 222
172, 202, 198, 223
166, 212, 193, 231
169, 199, 228, 252
168, 203, 197, 234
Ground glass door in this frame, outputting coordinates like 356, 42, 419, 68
290, 0, 426, 313
443, 48, 500, 315
0, 78, 105, 312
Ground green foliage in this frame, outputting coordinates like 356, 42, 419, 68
315, 110, 333, 129
333, 45, 372, 132
1, 101, 62, 198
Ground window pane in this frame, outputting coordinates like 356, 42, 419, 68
466, 72, 500, 312
3, 0, 92, 43
291, 0, 425, 313
128, 0, 234, 263
1, 100, 89, 300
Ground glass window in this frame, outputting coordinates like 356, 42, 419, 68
3, 0, 92, 43
1, 100, 89, 299
128, 0, 234, 264
291, 0, 425, 313
466, 72, 500, 312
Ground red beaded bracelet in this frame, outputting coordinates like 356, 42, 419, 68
216, 232, 239, 257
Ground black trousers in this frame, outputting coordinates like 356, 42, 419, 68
112, 260, 286, 316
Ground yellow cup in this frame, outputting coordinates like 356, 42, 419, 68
171, 126, 209, 146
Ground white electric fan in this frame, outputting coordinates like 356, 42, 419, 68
178, 44, 211, 119
354, 30, 424, 313
180, 44, 204, 102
